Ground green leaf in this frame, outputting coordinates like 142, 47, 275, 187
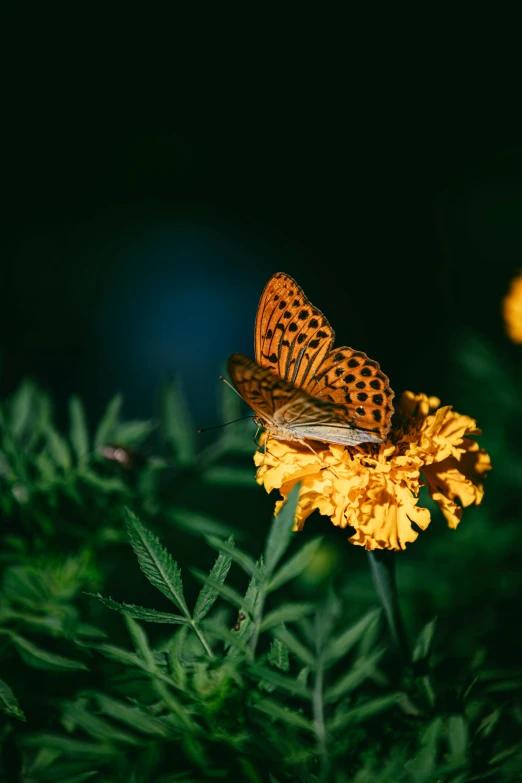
272, 625, 315, 668
205, 535, 255, 576
405, 717, 443, 783
358, 609, 382, 658
87, 593, 190, 625
55, 774, 99, 783
202, 466, 256, 486
52, 774, 99, 783
61, 699, 138, 745
268, 537, 323, 592
124, 615, 155, 669
125, 508, 190, 618
251, 665, 312, 700
268, 633, 289, 672
96, 693, 171, 737
113, 419, 156, 446
328, 693, 402, 731
193, 538, 234, 622
254, 698, 313, 732
160, 378, 195, 467
413, 617, 438, 663
260, 603, 315, 632
448, 714, 468, 766
264, 483, 300, 575
12, 635, 88, 672
324, 649, 386, 702
2, 565, 47, 607
9, 379, 37, 438
325, 608, 381, 667
21, 733, 115, 758
69, 396, 89, 466
94, 393, 122, 449
44, 424, 72, 472
0, 678, 26, 721
80, 471, 128, 494
168, 507, 239, 539
83, 642, 144, 669
191, 568, 249, 613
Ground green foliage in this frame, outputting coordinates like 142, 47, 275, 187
1, 358, 522, 781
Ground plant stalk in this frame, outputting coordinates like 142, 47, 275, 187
367, 549, 410, 663
191, 622, 214, 657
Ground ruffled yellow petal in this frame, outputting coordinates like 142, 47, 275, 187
254, 392, 490, 551
503, 272, 522, 343
423, 439, 492, 529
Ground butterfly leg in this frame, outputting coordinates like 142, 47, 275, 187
253, 424, 263, 449
297, 439, 338, 477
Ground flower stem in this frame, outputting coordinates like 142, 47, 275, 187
367, 550, 410, 663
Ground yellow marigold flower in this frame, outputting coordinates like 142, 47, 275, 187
503, 272, 522, 343
254, 392, 491, 551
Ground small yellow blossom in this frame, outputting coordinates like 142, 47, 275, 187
254, 392, 491, 551
503, 272, 522, 343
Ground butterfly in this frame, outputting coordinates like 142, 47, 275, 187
227, 272, 394, 448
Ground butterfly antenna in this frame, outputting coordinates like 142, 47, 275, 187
219, 375, 244, 399
198, 415, 254, 434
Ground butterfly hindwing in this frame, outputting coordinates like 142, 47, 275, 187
304, 347, 395, 440
227, 353, 293, 425
255, 272, 334, 388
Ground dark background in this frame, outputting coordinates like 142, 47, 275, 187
3, 98, 522, 429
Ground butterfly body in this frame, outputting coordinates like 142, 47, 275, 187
228, 273, 394, 448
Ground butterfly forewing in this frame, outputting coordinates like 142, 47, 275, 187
255, 272, 335, 388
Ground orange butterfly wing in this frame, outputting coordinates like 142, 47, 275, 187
227, 354, 384, 446
231, 272, 394, 445
255, 272, 334, 388
304, 347, 395, 440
